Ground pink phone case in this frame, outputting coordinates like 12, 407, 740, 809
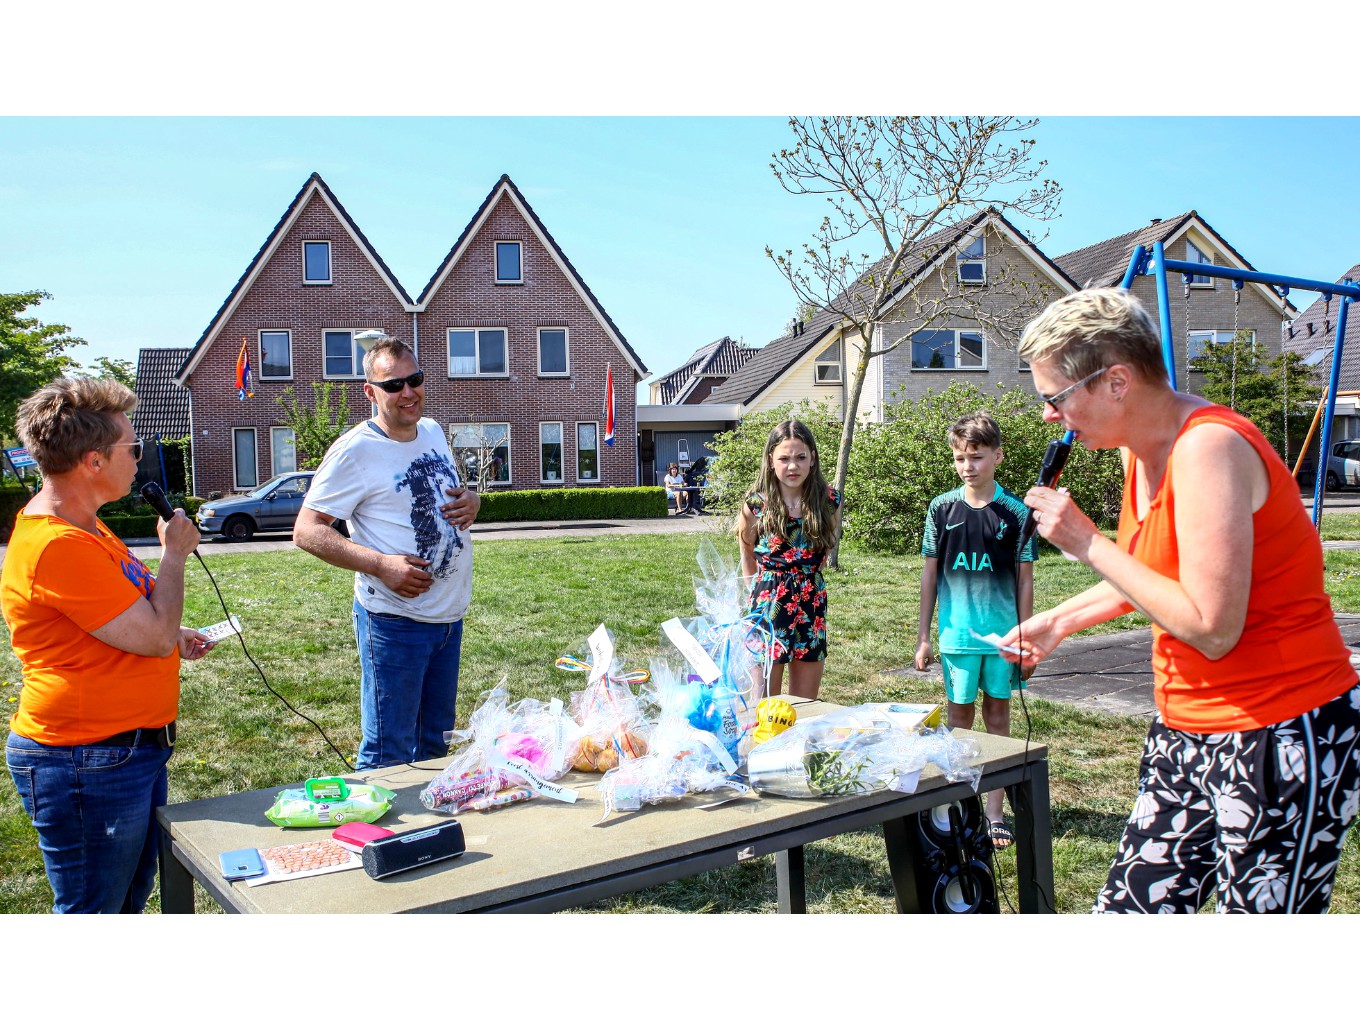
332, 821, 395, 849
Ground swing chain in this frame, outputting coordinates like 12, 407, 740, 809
1184, 277, 1193, 372
1280, 285, 1291, 464
1230, 282, 1242, 409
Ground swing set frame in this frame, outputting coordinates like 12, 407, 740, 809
1121, 241, 1359, 527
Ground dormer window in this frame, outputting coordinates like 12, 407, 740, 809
303, 241, 332, 284
958, 235, 986, 285
495, 241, 522, 284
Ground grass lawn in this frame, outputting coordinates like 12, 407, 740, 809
2, 527, 1359, 914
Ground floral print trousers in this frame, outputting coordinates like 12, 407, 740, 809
1096, 681, 1360, 913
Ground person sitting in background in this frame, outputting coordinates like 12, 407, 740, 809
2, 377, 214, 913
663, 462, 688, 514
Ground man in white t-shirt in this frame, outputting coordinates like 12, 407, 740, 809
294, 335, 480, 769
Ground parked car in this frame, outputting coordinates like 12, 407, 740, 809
1325, 440, 1360, 491
195, 471, 315, 541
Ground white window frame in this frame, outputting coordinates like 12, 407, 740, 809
958, 235, 986, 286
814, 339, 842, 384
1187, 328, 1255, 367
1185, 239, 1215, 289
540, 421, 565, 484
576, 421, 600, 484
447, 327, 510, 378
494, 240, 523, 285
910, 328, 986, 371
537, 327, 570, 377
232, 427, 258, 490
258, 329, 293, 381
270, 426, 297, 476
303, 240, 332, 285
450, 423, 512, 488
323, 329, 383, 379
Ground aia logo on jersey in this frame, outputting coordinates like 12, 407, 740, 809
951, 552, 993, 571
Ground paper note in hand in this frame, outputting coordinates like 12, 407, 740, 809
971, 629, 1021, 656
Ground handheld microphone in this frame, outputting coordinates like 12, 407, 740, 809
140, 481, 205, 564
1017, 429, 1075, 548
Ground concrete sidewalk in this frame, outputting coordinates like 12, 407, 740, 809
889, 613, 1360, 719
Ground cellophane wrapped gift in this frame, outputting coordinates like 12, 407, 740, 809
747, 705, 982, 799
595, 659, 740, 820
559, 627, 653, 773
420, 681, 581, 814
667, 539, 770, 764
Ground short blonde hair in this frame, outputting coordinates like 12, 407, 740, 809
17, 376, 137, 475
1019, 288, 1168, 384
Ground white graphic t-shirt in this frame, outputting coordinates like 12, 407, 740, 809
305, 418, 472, 624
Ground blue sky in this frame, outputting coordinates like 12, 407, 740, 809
6, 115, 1359, 404
5, 5, 1356, 406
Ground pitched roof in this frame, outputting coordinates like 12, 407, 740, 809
132, 347, 193, 439
704, 207, 1076, 407
1281, 262, 1360, 392
1054, 210, 1293, 313
174, 173, 414, 384
653, 337, 756, 403
1055, 212, 1199, 287
418, 174, 648, 377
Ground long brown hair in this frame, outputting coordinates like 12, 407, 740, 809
748, 420, 837, 549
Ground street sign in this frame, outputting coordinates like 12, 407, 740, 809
5, 447, 35, 469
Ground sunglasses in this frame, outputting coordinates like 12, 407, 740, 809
368, 370, 425, 394
108, 439, 144, 459
1039, 366, 1108, 409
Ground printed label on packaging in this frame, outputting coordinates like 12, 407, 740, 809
661, 618, 721, 684
587, 624, 614, 685
690, 730, 737, 775
487, 752, 579, 803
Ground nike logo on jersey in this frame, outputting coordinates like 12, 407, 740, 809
945, 521, 965, 530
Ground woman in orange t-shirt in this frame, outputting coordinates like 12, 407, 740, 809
2, 377, 213, 913
999, 288, 1360, 913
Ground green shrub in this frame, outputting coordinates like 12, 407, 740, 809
0, 489, 30, 542
477, 486, 667, 522
100, 514, 161, 539
705, 384, 1125, 554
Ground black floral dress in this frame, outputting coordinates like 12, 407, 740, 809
746, 487, 840, 664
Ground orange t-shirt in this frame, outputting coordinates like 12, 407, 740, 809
1, 512, 179, 745
1116, 405, 1356, 732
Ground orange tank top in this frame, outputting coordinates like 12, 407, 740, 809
1116, 405, 1355, 732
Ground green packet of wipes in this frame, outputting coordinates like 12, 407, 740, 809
265, 784, 397, 828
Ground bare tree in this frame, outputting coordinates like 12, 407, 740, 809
767, 116, 1062, 565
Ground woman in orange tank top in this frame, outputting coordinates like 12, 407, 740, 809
998, 288, 1360, 913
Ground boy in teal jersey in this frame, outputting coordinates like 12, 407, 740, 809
915, 411, 1036, 848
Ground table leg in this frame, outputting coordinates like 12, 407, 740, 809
776, 846, 806, 913
158, 826, 196, 914
881, 814, 923, 913
1010, 759, 1055, 913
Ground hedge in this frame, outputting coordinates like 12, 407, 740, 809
100, 514, 162, 539
477, 486, 667, 522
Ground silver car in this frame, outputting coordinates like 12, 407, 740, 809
195, 471, 315, 541
1325, 441, 1360, 492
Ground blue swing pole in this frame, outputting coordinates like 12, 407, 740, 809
1150, 242, 1179, 390
1310, 294, 1352, 527
1120, 244, 1149, 289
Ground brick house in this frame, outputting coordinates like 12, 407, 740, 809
703, 207, 1078, 419
701, 207, 1292, 422
1055, 211, 1296, 395
171, 173, 647, 496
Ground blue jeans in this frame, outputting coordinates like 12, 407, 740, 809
353, 599, 463, 770
6, 730, 172, 914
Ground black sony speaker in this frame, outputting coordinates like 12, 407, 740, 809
361, 819, 466, 879
909, 797, 998, 914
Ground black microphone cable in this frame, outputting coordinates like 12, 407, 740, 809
140, 482, 354, 772
1001, 430, 1074, 914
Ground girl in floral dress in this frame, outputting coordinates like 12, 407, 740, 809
737, 420, 842, 698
